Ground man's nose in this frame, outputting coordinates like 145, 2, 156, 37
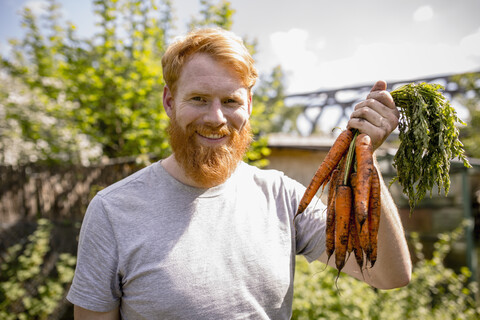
204, 99, 227, 125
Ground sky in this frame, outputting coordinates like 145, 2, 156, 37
1, 0, 479, 95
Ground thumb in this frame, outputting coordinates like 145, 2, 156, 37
370, 80, 387, 92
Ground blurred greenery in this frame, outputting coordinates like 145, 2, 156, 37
0, 219, 76, 319
453, 72, 480, 158
292, 221, 480, 320
3, 219, 478, 319
1, 0, 479, 319
0, 0, 299, 167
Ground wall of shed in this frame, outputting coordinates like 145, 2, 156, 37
266, 148, 329, 187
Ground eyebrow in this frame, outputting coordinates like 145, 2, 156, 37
186, 89, 246, 100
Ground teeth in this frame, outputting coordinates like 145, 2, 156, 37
198, 132, 226, 139
203, 133, 224, 139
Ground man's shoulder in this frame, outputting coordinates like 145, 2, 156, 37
97, 161, 161, 198
238, 162, 299, 189
238, 161, 285, 178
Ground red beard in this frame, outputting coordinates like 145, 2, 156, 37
168, 113, 252, 188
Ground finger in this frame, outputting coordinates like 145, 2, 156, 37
347, 118, 389, 150
348, 99, 399, 150
370, 80, 387, 93
350, 106, 389, 128
353, 97, 399, 122
366, 91, 396, 112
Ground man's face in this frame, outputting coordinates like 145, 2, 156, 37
163, 53, 253, 187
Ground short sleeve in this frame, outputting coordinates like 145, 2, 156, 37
66, 195, 121, 312
293, 185, 327, 263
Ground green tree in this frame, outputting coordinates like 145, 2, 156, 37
189, 0, 235, 30
1, 0, 172, 164
1, 0, 292, 168
0, 2, 103, 165
453, 72, 480, 158
64, 0, 171, 159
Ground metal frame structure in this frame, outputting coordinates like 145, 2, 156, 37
285, 73, 471, 136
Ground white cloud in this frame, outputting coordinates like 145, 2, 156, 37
460, 27, 480, 58
0, 41, 9, 57
269, 28, 318, 72
267, 26, 478, 93
413, 5, 434, 22
276, 40, 480, 94
315, 38, 327, 51
24, 0, 48, 16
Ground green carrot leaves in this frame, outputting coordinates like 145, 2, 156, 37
390, 82, 471, 213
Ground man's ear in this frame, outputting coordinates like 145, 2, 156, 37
163, 86, 174, 118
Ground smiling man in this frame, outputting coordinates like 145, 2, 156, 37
67, 27, 411, 320
163, 52, 253, 188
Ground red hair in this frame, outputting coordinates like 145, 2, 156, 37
162, 27, 258, 96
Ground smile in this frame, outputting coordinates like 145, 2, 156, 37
196, 132, 227, 140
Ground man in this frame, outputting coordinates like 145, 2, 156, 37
67, 27, 411, 319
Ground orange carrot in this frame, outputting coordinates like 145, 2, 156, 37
325, 168, 339, 263
368, 167, 381, 267
353, 133, 374, 227
351, 170, 370, 260
346, 172, 356, 258
347, 206, 355, 257
326, 190, 336, 263
334, 185, 352, 272
358, 217, 371, 263
350, 208, 365, 273
295, 129, 354, 218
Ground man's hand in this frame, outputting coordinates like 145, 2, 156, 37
347, 80, 399, 150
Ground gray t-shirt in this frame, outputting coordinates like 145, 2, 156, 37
67, 161, 326, 319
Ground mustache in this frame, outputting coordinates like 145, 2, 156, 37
187, 124, 234, 138
168, 117, 252, 188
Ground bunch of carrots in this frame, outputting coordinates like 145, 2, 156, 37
294, 128, 380, 275
293, 82, 471, 280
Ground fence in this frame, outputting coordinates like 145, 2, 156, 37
0, 157, 151, 253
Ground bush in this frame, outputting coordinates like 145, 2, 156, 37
292, 222, 480, 320
0, 219, 76, 320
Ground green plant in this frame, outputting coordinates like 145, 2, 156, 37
452, 72, 480, 158
292, 221, 480, 319
0, 0, 292, 169
390, 83, 471, 213
0, 219, 76, 319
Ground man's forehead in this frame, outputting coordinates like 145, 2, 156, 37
180, 78, 248, 96
181, 54, 233, 75
177, 54, 248, 94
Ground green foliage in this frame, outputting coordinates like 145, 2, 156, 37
252, 65, 302, 134
390, 83, 471, 212
0, 0, 291, 169
1, 0, 172, 164
0, 219, 76, 319
452, 72, 480, 158
293, 221, 480, 319
0, 2, 103, 165
246, 66, 293, 167
189, 0, 235, 30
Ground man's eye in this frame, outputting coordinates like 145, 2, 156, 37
224, 99, 239, 105
192, 97, 205, 102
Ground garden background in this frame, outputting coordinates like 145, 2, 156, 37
1, 1, 480, 319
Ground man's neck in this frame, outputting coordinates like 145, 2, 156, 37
161, 155, 198, 188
